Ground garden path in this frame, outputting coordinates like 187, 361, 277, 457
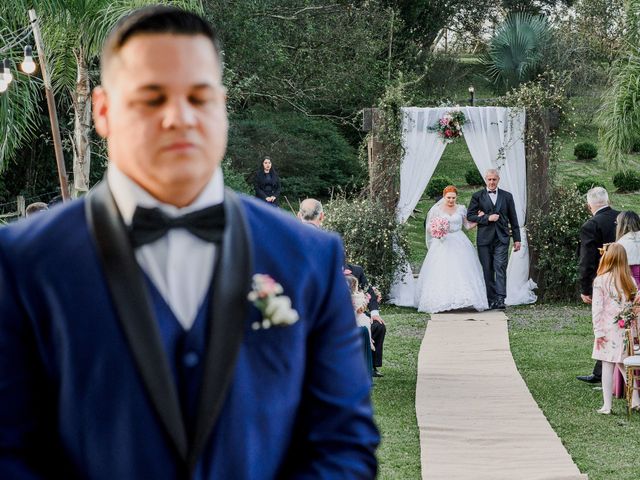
416, 310, 588, 480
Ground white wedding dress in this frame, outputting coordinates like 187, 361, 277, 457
415, 203, 489, 313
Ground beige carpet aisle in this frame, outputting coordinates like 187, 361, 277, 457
416, 311, 588, 480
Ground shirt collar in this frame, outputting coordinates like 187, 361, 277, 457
486, 187, 499, 193
107, 162, 225, 226
593, 205, 609, 215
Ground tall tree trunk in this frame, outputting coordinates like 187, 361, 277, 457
72, 51, 91, 196
525, 108, 551, 284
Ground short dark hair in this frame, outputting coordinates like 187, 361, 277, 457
100, 6, 221, 80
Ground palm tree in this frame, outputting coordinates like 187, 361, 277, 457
0, 0, 202, 195
483, 12, 551, 92
599, 0, 640, 168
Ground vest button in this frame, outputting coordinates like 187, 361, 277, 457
183, 351, 199, 367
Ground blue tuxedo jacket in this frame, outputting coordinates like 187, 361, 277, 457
0, 184, 378, 479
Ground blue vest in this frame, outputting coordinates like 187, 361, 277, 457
144, 275, 210, 436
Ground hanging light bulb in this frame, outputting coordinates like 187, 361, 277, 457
0, 73, 8, 93
21, 46, 36, 74
3, 59, 13, 84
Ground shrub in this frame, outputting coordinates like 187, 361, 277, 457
222, 158, 252, 194
465, 169, 484, 186
226, 107, 363, 201
574, 142, 598, 160
425, 176, 453, 199
613, 170, 640, 192
324, 196, 410, 298
576, 178, 606, 195
527, 186, 591, 301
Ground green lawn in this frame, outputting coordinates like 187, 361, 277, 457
509, 304, 640, 480
371, 306, 426, 480
372, 303, 640, 480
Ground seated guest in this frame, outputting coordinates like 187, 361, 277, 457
345, 262, 386, 378
346, 275, 375, 351
346, 274, 374, 379
25, 202, 49, 218
616, 210, 640, 287
297, 198, 324, 227
254, 156, 281, 206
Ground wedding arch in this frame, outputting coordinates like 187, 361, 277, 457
389, 106, 537, 307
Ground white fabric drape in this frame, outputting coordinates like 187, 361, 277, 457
461, 107, 536, 305
389, 108, 449, 306
389, 106, 537, 307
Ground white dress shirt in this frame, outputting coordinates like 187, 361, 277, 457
487, 187, 498, 205
108, 164, 224, 330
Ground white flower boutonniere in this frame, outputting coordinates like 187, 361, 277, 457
248, 274, 299, 330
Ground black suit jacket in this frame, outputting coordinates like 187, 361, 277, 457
346, 263, 379, 312
467, 188, 521, 246
579, 206, 619, 296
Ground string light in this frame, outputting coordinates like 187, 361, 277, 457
2, 59, 13, 84
21, 45, 36, 74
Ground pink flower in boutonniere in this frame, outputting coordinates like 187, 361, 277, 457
248, 274, 299, 329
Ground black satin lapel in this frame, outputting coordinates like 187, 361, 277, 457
481, 190, 493, 213
189, 188, 253, 470
495, 189, 504, 213
85, 182, 188, 461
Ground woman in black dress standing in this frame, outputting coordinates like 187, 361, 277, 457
254, 156, 281, 206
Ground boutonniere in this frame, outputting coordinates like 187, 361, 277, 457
248, 274, 299, 329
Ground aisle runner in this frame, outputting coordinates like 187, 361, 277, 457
416, 311, 587, 480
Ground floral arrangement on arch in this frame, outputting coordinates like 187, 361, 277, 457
430, 110, 466, 143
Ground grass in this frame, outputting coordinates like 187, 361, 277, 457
370, 306, 426, 480
372, 303, 640, 480
509, 304, 640, 480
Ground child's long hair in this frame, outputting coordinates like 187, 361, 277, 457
597, 243, 637, 301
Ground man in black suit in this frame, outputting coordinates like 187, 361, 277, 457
576, 187, 619, 384
345, 263, 387, 378
467, 169, 521, 310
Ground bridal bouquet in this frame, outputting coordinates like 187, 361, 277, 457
429, 216, 449, 240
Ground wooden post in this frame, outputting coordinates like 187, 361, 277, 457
29, 9, 71, 202
17, 195, 25, 217
525, 108, 552, 281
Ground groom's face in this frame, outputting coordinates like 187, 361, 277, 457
485, 173, 499, 190
93, 33, 228, 207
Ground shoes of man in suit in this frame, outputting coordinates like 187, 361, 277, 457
372, 369, 384, 378
576, 374, 601, 384
490, 299, 506, 310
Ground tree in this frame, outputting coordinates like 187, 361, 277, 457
598, 0, 640, 168
483, 12, 551, 92
0, 0, 202, 195
203, 0, 392, 125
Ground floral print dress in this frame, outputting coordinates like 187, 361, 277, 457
591, 273, 632, 363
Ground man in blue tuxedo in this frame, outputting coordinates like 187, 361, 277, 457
0, 6, 378, 479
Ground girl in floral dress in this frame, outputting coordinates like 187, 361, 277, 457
591, 243, 639, 414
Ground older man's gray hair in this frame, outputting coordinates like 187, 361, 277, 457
586, 186, 609, 208
485, 168, 500, 178
298, 198, 323, 222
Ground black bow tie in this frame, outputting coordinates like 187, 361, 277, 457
488, 190, 497, 194
129, 204, 225, 248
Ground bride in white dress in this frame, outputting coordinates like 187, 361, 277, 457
415, 185, 489, 313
